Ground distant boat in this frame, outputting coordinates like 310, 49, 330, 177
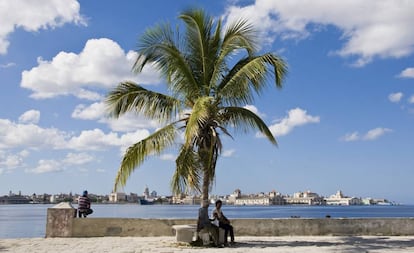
138, 198, 154, 205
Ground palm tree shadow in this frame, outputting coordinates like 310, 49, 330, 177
232, 240, 335, 248
230, 237, 414, 251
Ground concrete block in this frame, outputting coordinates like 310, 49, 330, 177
172, 224, 197, 243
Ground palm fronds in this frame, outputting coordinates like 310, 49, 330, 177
113, 124, 177, 191
105, 81, 180, 123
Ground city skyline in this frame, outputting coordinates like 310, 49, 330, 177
0, 1, 413, 204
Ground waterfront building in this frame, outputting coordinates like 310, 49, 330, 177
284, 190, 325, 205
0, 191, 30, 204
325, 190, 362, 205
233, 189, 286, 206
109, 192, 127, 203
127, 193, 139, 203
235, 196, 271, 205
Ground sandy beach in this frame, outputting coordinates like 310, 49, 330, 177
1, 236, 414, 253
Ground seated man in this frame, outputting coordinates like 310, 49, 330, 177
78, 190, 93, 218
212, 199, 234, 244
197, 200, 220, 247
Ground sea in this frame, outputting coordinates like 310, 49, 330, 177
1, 204, 414, 239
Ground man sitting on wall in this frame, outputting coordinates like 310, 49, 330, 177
197, 200, 221, 247
78, 190, 93, 218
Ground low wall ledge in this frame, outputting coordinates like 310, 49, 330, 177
50, 202, 75, 209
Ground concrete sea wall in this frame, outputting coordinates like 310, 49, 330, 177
46, 203, 414, 237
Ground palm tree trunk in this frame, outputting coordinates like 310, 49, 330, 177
202, 169, 210, 203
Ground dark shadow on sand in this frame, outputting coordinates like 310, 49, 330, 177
225, 237, 414, 251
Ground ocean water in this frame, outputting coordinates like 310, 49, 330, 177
1, 204, 414, 239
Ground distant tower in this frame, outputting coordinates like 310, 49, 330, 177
150, 190, 157, 198
233, 189, 241, 198
144, 186, 150, 199
335, 190, 344, 198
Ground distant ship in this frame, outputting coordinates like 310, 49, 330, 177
138, 198, 154, 205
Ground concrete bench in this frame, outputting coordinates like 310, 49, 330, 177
172, 224, 197, 243
172, 224, 225, 245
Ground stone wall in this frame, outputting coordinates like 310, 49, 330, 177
45, 204, 414, 237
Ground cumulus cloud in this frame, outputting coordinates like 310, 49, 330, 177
265, 108, 320, 137
72, 102, 105, 120
24, 152, 96, 174
26, 159, 62, 174
0, 119, 67, 150
72, 101, 160, 132
341, 127, 392, 142
66, 128, 150, 151
18, 110, 40, 124
0, 150, 29, 171
0, 0, 85, 54
63, 152, 94, 165
388, 92, 403, 103
399, 67, 414, 78
224, 0, 414, 66
21, 38, 161, 100
0, 117, 150, 153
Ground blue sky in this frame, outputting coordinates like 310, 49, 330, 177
0, 0, 413, 204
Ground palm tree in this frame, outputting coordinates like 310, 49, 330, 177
105, 9, 287, 203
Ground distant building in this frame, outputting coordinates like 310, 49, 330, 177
285, 190, 325, 205
325, 190, 362, 205
0, 191, 30, 204
109, 192, 126, 203
233, 189, 286, 206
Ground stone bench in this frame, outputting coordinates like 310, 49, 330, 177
172, 224, 225, 245
172, 224, 197, 243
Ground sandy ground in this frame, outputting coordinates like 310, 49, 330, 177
1, 236, 414, 253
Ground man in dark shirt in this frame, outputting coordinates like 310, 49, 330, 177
78, 190, 93, 218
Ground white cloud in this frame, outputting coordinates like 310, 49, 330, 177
63, 152, 94, 165
341, 132, 360, 142
72, 102, 105, 120
26, 159, 62, 174
363, 128, 392, 141
244, 105, 266, 117
66, 129, 121, 151
0, 116, 151, 154
0, 62, 16, 68
0, 119, 67, 150
222, 149, 235, 157
72, 101, 160, 132
341, 127, 392, 142
18, 110, 40, 124
398, 67, 414, 78
224, 0, 414, 66
0, 0, 85, 54
409, 95, 414, 104
266, 108, 320, 137
160, 154, 175, 161
67, 128, 150, 152
21, 38, 161, 100
0, 150, 28, 171
388, 92, 403, 103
